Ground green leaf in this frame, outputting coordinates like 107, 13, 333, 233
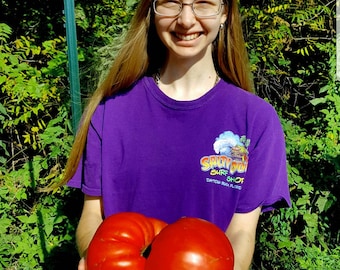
278, 240, 295, 249
315, 192, 329, 213
0, 103, 8, 116
303, 213, 318, 228
0, 75, 6, 85
126, 0, 137, 7
296, 196, 310, 206
0, 217, 12, 234
310, 97, 326, 106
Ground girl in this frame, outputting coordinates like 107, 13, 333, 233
61, 0, 291, 269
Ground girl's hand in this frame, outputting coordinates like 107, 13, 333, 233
78, 257, 86, 270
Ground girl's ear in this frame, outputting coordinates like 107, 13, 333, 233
220, 4, 228, 25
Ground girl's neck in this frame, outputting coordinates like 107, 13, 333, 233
156, 57, 219, 101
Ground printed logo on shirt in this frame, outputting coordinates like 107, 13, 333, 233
200, 131, 250, 190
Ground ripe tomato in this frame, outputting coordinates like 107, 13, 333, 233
145, 217, 234, 270
86, 212, 167, 269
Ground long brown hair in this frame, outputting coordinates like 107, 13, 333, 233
55, 0, 253, 188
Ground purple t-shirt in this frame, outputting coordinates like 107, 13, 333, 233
69, 76, 290, 231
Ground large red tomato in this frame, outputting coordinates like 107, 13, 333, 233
86, 212, 167, 269
145, 217, 234, 270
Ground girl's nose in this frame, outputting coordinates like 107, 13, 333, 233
177, 3, 196, 28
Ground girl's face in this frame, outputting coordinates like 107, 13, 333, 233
153, 0, 227, 62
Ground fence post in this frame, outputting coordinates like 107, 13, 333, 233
63, 0, 82, 133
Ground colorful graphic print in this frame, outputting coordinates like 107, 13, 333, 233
200, 131, 250, 190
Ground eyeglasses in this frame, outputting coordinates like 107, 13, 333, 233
153, 0, 224, 18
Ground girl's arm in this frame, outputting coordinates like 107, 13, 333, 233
76, 195, 104, 269
226, 207, 261, 270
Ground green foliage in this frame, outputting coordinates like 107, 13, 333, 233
1, 0, 65, 42
241, 0, 334, 122
0, 159, 80, 269
0, 24, 80, 268
74, 0, 139, 94
0, 1, 138, 267
254, 161, 339, 269
0, 32, 70, 163
242, 1, 339, 268
75, 0, 137, 45
0, 23, 12, 44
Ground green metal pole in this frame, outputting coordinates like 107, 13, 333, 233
64, 0, 82, 133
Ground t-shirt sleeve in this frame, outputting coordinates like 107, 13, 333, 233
236, 102, 291, 213
67, 106, 103, 196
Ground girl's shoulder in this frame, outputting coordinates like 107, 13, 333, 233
217, 80, 279, 118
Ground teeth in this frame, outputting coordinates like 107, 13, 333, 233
176, 33, 199, 41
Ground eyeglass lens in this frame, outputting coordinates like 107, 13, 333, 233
154, 0, 222, 17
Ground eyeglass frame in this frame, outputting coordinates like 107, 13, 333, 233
152, 0, 225, 18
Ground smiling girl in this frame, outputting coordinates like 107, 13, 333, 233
59, 0, 291, 269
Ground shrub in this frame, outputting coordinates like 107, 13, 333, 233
241, 1, 339, 268
0, 24, 80, 269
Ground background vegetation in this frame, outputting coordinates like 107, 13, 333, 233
0, 0, 339, 269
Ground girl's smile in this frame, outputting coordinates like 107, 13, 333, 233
174, 32, 201, 41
